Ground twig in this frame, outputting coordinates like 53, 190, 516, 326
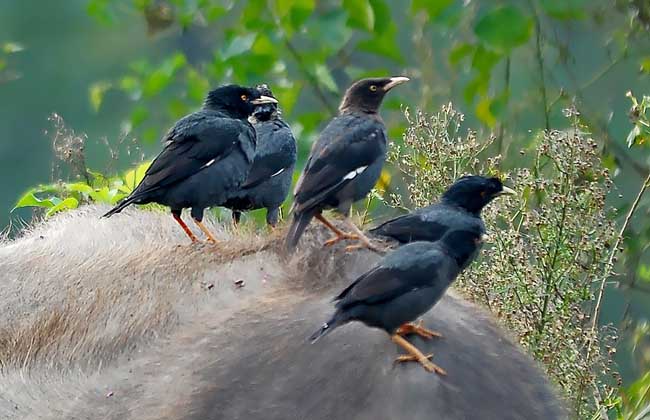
529, 0, 550, 130
283, 39, 337, 115
579, 170, 650, 414
496, 57, 510, 155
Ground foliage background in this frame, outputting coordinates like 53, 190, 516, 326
2, 0, 650, 415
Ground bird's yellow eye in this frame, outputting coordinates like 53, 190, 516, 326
241, 94, 248, 101
369, 85, 378, 92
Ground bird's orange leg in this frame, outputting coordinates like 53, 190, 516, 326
192, 218, 219, 244
391, 334, 446, 375
315, 214, 359, 246
172, 213, 199, 243
396, 320, 443, 339
342, 218, 384, 253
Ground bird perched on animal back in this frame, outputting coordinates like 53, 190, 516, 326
309, 226, 487, 375
223, 84, 297, 226
102, 85, 277, 243
370, 175, 515, 245
285, 76, 409, 253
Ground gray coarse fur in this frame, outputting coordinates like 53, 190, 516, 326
0, 206, 566, 420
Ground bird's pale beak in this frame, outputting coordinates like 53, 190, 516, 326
383, 76, 410, 91
497, 186, 516, 196
251, 95, 278, 105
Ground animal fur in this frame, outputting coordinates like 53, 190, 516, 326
0, 206, 565, 419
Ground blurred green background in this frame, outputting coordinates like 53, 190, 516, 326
2, 0, 650, 410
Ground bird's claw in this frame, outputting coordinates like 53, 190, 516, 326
323, 233, 359, 247
395, 353, 433, 363
396, 320, 443, 339
344, 241, 384, 253
394, 353, 446, 375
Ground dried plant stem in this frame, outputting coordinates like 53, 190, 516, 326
580, 170, 650, 414
590, 171, 650, 330
283, 39, 337, 115
528, 0, 550, 130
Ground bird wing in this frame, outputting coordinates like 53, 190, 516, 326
132, 112, 253, 197
293, 116, 386, 213
241, 125, 296, 189
370, 209, 448, 243
335, 244, 446, 308
370, 205, 485, 243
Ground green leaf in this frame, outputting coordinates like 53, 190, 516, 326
305, 10, 352, 51
66, 183, 94, 194
142, 53, 186, 97
369, 0, 390, 34
130, 105, 149, 128
277, 0, 315, 32
640, 57, 650, 74
476, 96, 496, 127
13, 190, 54, 210
2, 42, 24, 54
87, 0, 114, 24
471, 45, 502, 75
463, 76, 488, 104
490, 90, 509, 117
87, 186, 114, 203
186, 68, 209, 103
313, 64, 338, 92
539, 0, 587, 20
411, 0, 454, 19
343, 0, 375, 31
357, 22, 404, 63
123, 161, 152, 192
449, 43, 476, 67
89, 81, 111, 112
220, 33, 257, 60
638, 264, 650, 282
474, 6, 533, 52
143, 71, 171, 97
119, 76, 141, 99
45, 197, 79, 217
274, 82, 303, 116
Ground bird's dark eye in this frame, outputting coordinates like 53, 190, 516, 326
480, 191, 486, 197
369, 85, 378, 92
241, 94, 248, 101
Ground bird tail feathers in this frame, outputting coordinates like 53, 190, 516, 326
285, 211, 314, 253
308, 314, 342, 343
102, 195, 140, 218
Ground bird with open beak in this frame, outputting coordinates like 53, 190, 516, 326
103, 85, 277, 243
285, 76, 410, 253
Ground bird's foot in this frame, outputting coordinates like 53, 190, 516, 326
395, 353, 446, 375
323, 232, 359, 247
344, 240, 386, 254
192, 218, 219, 245
396, 320, 442, 340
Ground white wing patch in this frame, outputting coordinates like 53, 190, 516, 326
201, 158, 216, 169
343, 165, 368, 181
270, 168, 285, 178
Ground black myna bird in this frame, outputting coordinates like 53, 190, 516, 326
223, 84, 297, 226
285, 76, 409, 253
102, 85, 277, 243
309, 226, 486, 375
370, 175, 515, 244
